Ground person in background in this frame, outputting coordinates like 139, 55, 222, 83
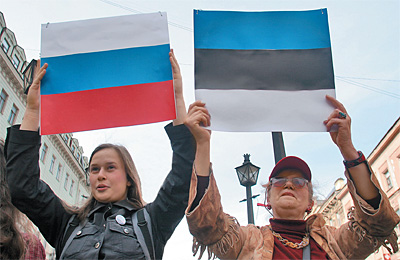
0, 142, 46, 260
183, 97, 399, 259
5, 50, 196, 259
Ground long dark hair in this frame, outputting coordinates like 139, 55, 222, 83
0, 143, 26, 259
70, 143, 144, 222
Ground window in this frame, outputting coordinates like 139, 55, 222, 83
49, 155, 56, 173
56, 164, 62, 181
75, 152, 80, 161
336, 209, 344, 226
7, 104, 19, 125
384, 170, 393, 190
1, 39, 10, 53
69, 180, 75, 195
63, 134, 70, 144
64, 173, 69, 190
12, 55, 20, 69
71, 145, 75, 154
0, 89, 8, 113
40, 143, 48, 162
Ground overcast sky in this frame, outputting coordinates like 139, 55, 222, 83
1, 0, 399, 259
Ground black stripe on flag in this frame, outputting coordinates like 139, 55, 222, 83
195, 48, 334, 91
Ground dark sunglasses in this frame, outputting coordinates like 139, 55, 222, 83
270, 177, 309, 188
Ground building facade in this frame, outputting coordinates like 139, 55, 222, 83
314, 117, 400, 260
0, 12, 90, 259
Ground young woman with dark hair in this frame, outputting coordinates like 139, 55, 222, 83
5, 51, 196, 259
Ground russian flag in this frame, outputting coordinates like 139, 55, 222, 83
194, 9, 335, 132
40, 12, 175, 135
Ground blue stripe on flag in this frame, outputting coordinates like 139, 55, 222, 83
194, 9, 331, 50
41, 44, 171, 95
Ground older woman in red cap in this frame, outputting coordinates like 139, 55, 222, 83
183, 96, 399, 260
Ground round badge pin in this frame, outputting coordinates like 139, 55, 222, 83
115, 215, 126, 225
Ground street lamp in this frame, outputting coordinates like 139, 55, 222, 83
22, 59, 37, 94
235, 154, 260, 224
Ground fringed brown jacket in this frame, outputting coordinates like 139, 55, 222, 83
186, 165, 399, 260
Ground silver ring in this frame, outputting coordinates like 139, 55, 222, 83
338, 111, 347, 119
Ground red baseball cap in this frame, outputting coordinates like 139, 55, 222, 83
269, 156, 312, 181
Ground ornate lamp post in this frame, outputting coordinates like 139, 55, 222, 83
235, 154, 260, 224
22, 59, 37, 94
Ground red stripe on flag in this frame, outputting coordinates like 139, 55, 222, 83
40, 80, 175, 135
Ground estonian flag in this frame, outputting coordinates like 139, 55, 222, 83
40, 12, 175, 135
194, 9, 335, 132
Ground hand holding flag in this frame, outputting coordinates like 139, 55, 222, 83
184, 100, 211, 177
184, 101, 211, 144
323, 95, 357, 160
324, 95, 379, 201
170, 50, 186, 126
21, 61, 48, 131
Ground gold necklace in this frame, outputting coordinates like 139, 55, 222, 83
269, 226, 310, 249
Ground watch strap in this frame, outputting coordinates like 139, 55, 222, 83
343, 151, 366, 168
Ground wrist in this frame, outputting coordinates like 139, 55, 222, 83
25, 105, 39, 112
343, 151, 366, 169
339, 145, 358, 161
174, 92, 184, 99
21, 109, 40, 131
196, 137, 211, 147
23, 110, 40, 121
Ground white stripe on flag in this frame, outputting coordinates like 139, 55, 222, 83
41, 12, 169, 58
195, 89, 336, 132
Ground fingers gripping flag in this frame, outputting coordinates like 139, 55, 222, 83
40, 12, 175, 135
194, 9, 335, 132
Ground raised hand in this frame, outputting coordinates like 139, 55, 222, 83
184, 101, 211, 144
27, 61, 48, 112
185, 101, 211, 177
323, 95, 358, 161
170, 49, 182, 97
170, 50, 186, 125
21, 60, 48, 131
324, 96, 380, 200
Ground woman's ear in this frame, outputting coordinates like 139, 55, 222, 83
265, 189, 270, 204
306, 201, 315, 214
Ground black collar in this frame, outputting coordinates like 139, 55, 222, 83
88, 199, 137, 217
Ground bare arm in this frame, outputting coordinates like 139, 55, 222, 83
184, 101, 211, 176
324, 95, 378, 200
21, 61, 48, 131
170, 50, 186, 126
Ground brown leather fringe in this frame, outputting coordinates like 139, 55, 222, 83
192, 216, 240, 260
347, 207, 399, 254
375, 230, 399, 254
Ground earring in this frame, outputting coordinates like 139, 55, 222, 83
306, 206, 312, 214
267, 204, 272, 210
